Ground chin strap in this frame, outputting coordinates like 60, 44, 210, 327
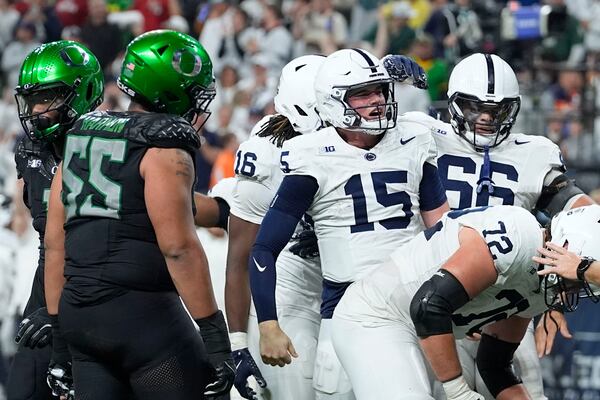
476, 146, 495, 194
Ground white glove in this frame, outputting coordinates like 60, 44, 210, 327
442, 375, 484, 400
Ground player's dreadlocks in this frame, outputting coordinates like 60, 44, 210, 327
256, 114, 300, 148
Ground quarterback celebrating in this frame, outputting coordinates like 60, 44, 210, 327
249, 48, 449, 399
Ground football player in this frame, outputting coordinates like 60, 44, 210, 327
42, 30, 234, 399
331, 204, 600, 400
387, 52, 594, 398
534, 210, 600, 287
225, 55, 325, 400
248, 48, 449, 399
7, 40, 104, 400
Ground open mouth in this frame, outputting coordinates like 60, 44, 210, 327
367, 106, 384, 119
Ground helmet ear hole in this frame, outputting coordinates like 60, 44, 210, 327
157, 45, 169, 56
86, 82, 94, 100
294, 105, 308, 116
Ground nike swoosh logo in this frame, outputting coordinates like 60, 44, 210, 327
515, 139, 530, 145
400, 136, 415, 145
253, 257, 266, 272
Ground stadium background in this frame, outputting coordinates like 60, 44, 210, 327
0, 0, 599, 397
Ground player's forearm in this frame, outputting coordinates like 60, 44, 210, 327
44, 245, 65, 315
164, 241, 219, 319
193, 192, 220, 227
224, 269, 251, 332
419, 333, 462, 382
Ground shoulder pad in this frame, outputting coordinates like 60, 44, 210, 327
126, 113, 200, 153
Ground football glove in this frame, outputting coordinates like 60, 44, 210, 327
442, 375, 484, 400
230, 332, 267, 400
47, 314, 74, 400
47, 361, 75, 400
382, 54, 428, 90
196, 310, 236, 398
15, 307, 53, 349
289, 230, 319, 259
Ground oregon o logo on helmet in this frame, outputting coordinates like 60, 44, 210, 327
172, 49, 202, 77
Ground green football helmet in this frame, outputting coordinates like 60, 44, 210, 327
117, 29, 216, 124
15, 40, 104, 142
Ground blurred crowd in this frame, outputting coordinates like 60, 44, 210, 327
0, 0, 599, 196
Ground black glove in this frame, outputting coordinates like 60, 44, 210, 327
289, 230, 319, 259
382, 54, 428, 90
196, 310, 236, 398
47, 314, 75, 400
232, 348, 267, 399
15, 307, 53, 349
47, 362, 75, 400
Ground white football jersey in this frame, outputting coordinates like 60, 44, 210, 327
282, 120, 439, 283
399, 112, 564, 211
230, 116, 322, 315
362, 205, 547, 339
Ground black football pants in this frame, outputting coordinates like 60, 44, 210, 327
59, 289, 214, 400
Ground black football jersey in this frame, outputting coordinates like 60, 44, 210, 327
61, 111, 199, 301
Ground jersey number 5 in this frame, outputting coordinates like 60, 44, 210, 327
63, 136, 127, 220
344, 171, 413, 233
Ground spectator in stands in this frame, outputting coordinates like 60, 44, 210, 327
541, 69, 584, 115
292, 0, 348, 54
348, 0, 385, 44
55, 0, 88, 27
565, 0, 600, 65
209, 132, 239, 188
424, 0, 482, 62
362, 2, 416, 58
81, 0, 124, 73
0, 0, 20, 57
406, 0, 431, 29
539, 0, 583, 63
214, 6, 255, 74
15, 0, 63, 42
409, 32, 449, 101
237, 53, 277, 124
133, 0, 186, 32
250, 4, 293, 72
1, 22, 39, 90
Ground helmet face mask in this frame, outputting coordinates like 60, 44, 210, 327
16, 83, 75, 139
315, 48, 397, 136
449, 92, 520, 150
15, 41, 104, 142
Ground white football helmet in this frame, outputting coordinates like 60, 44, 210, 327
314, 48, 397, 135
274, 55, 325, 135
447, 53, 521, 151
543, 205, 600, 311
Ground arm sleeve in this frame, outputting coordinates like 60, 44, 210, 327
419, 134, 447, 211
249, 175, 318, 322
419, 162, 448, 211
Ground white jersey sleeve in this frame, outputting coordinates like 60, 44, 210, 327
230, 127, 283, 224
